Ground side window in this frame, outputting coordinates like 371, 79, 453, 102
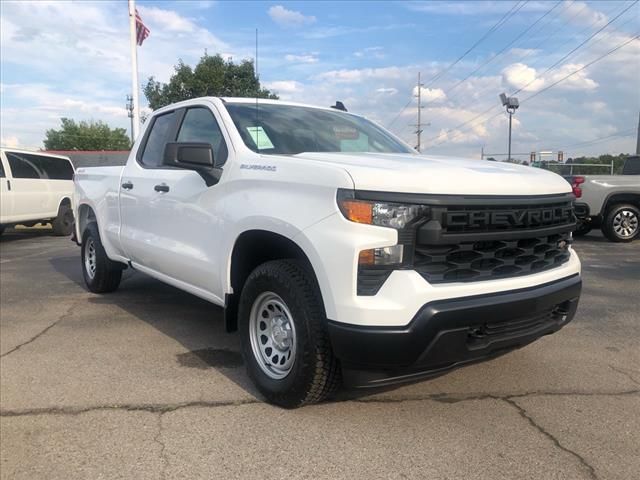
5, 152, 43, 179
24, 154, 74, 180
0, 157, 5, 177
140, 111, 177, 167
177, 108, 228, 164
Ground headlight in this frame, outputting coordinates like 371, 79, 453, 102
338, 199, 427, 229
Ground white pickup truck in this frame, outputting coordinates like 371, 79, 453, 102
73, 97, 582, 407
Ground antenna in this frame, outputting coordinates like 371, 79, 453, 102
255, 28, 259, 148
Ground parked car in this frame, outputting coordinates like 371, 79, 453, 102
0, 148, 75, 236
73, 98, 582, 407
568, 155, 640, 242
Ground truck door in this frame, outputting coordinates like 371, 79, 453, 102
119, 104, 229, 299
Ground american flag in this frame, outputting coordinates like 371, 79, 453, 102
135, 9, 150, 46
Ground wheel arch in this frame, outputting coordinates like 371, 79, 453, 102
76, 202, 97, 239
602, 192, 640, 213
225, 229, 323, 332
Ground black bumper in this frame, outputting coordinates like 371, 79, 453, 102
328, 274, 581, 388
574, 202, 590, 219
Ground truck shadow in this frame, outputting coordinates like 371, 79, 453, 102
0, 226, 58, 243
47, 255, 404, 404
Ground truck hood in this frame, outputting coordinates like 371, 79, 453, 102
290, 152, 571, 196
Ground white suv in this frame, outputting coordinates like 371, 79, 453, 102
0, 148, 75, 236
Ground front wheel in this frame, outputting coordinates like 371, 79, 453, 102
81, 222, 123, 293
602, 203, 639, 242
238, 259, 341, 408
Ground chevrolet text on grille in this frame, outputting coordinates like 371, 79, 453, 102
445, 207, 573, 228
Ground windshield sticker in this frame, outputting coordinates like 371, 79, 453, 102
332, 125, 359, 140
246, 126, 275, 150
340, 132, 369, 152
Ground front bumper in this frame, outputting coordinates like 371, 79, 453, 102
328, 274, 581, 388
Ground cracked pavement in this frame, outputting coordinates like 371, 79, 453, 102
1, 229, 639, 479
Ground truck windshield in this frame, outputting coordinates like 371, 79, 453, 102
224, 102, 414, 155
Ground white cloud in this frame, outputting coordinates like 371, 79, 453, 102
502, 63, 545, 92
285, 53, 318, 64
268, 5, 316, 28
138, 6, 196, 32
0, 135, 20, 148
264, 80, 303, 93
354, 46, 385, 59
316, 66, 408, 83
376, 88, 398, 95
412, 86, 446, 103
546, 63, 598, 91
561, 1, 608, 28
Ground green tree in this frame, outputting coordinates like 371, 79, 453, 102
143, 54, 278, 110
43, 118, 131, 150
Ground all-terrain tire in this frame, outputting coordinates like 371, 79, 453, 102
52, 202, 74, 236
81, 222, 123, 293
238, 259, 341, 408
601, 203, 639, 243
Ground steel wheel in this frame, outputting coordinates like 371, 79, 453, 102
84, 238, 97, 279
249, 291, 297, 380
613, 209, 638, 238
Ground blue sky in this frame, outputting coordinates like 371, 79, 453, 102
1, 0, 639, 158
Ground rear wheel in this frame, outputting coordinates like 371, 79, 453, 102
52, 203, 74, 236
238, 259, 341, 408
81, 222, 123, 293
602, 203, 639, 242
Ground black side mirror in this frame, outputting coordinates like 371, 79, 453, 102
163, 142, 222, 186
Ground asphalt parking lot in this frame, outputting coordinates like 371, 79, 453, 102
1, 228, 638, 480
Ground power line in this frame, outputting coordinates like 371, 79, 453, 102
386, 0, 525, 129
422, 1, 526, 87
441, 1, 563, 99
426, 33, 640, 148
553, 129, 636, 151
424, 2, 640, 149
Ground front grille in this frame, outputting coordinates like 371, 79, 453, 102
352, 192, 576, 294
442, 199, 573, 234
414, 232, 571, 283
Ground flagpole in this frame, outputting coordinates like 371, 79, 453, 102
128, 0, 140, 141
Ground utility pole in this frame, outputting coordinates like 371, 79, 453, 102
411, 72, 429, 152
126, 95, 134, 144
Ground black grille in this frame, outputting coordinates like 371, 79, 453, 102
414, 232, 572, 283
442, 199, 574, 233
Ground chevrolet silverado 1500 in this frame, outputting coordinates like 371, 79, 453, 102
73, 98, 582, 407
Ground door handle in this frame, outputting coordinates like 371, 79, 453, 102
121, 181, 134, 190
154, 183, 170, 193
6, 180, 10, 191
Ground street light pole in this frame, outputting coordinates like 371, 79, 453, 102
500, 93, 519, 162
507, 107, 513, 162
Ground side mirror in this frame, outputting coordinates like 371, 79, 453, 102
163, 142, 222, 186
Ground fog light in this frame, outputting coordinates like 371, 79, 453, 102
359, 245, 404, 265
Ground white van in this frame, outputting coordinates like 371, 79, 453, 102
0, 148, 75, 236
